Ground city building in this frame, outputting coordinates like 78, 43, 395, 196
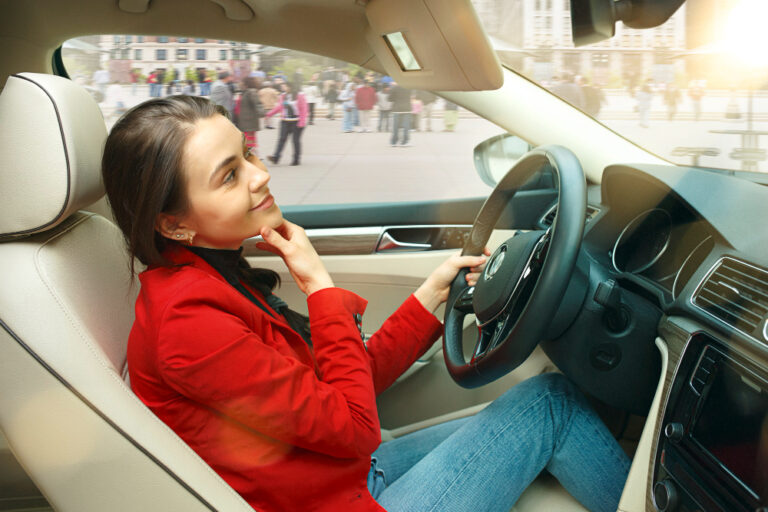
98, 35, 260, 83
473, 0, 687, 87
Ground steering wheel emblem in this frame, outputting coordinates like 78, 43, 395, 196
485, 246, 506, 280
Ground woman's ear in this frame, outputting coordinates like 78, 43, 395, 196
155, 213, 185, 241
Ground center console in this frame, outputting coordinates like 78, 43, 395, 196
653, 333, 768, 512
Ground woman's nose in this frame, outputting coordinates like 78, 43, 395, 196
248, 164, 270, 191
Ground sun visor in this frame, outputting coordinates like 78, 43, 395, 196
365, 0, 503, 91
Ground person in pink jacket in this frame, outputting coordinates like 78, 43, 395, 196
265, 82, 308, 166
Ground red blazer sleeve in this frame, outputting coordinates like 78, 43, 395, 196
364, 294, 443, 395
155, 282, 380, 459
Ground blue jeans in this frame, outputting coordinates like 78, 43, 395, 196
272, 120, 303, 164
342, 107, 355, 132
378, 110, 391, 131
369, 373, 630, 512
390, 113, 411, 145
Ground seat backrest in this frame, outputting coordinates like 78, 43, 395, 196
0, 73, 253, 512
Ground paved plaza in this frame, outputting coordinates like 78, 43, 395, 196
100, 86, 768, 206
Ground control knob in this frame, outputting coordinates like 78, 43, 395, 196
664, 422, 684, 443
653, 479, 679, 511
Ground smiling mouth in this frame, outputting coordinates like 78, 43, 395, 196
251, 194, 274, 211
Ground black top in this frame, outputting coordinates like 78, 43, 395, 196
185, 245, 306, 339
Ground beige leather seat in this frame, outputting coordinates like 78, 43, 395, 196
0, 73, 253, 511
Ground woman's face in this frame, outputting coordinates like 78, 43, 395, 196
162, 114, 283, 249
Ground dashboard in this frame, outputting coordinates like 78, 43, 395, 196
549, 162, 768, 512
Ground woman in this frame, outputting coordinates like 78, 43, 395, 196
258, 80, 279, 129
265, 82, 307, 166
102, 95, 629, 512
236, 76, 264, 157
339, 81, 357, 133
303, 80, 320, 125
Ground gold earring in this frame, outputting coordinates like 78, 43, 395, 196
188, 233, 195, 245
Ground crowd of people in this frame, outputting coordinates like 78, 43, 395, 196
542, 72, 715, 127
96, 66, 463, 166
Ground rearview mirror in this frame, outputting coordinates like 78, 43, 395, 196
473, 134, 532, 186
570, 0, 686, 47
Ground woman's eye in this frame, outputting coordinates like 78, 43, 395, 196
223, 168, 237, 184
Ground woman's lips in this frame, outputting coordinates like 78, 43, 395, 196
251, 194, 274, 211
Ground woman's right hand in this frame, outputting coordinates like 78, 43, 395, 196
256, 221, 334, 296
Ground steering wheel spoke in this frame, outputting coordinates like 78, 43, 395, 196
452, 285, 476, 314
471, 311, 513, 363
470, 324, 493, 363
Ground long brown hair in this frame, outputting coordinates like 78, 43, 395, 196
102, 95, 220, 272
102, 95, 311, 341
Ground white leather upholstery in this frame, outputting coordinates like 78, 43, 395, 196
0, 74, 105, 238
0, 73, 253, 511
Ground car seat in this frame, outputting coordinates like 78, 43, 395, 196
0, 73, 253, 511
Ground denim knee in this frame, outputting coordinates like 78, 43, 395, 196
533, 372, 575, 394
511, 372, 575, 398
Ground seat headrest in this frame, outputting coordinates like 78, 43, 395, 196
0, 73, 106, 239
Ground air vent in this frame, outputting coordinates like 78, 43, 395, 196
540, 204, 600, 228
693, 257, 768, 343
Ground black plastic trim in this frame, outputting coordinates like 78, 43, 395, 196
0, 317, 218, 511
52, 46, 70, 79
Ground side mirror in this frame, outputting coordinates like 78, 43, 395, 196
473, 134, 532, 186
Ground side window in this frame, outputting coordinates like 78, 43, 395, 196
62, 36, 508, 205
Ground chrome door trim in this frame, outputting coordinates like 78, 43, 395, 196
242, 224, 474, 257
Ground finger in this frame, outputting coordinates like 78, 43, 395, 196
465, 273, 480, 286
483, 247, 492, 256
254, 241, 281, 255
455, 254, 487, 269
260, 226, 289, 251
276, 220, 306, 242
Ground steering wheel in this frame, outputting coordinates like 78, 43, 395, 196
443, 145, 586, 388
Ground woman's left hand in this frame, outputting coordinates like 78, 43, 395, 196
414, 248, 491, 313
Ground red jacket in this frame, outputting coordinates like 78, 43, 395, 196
355, 86, 377, 110
128, 246, 442, 511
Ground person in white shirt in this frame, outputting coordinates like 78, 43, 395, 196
105, 81, 127, 119
303, 82, 320, 125
92, 68, 110, 97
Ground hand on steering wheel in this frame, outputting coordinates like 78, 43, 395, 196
443, 145, 586, 388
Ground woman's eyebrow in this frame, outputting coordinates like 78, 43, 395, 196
209, 155, 237, 183
209, 134, 248, 183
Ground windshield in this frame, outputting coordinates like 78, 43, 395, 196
475, 0, 768, 173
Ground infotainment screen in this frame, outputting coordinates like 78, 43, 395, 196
692, 358, 768, 498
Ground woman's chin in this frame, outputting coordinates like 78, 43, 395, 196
267, 208, 284, 229
249, 212, 284, 238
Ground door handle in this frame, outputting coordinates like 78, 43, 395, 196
376, 231, 432, 253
